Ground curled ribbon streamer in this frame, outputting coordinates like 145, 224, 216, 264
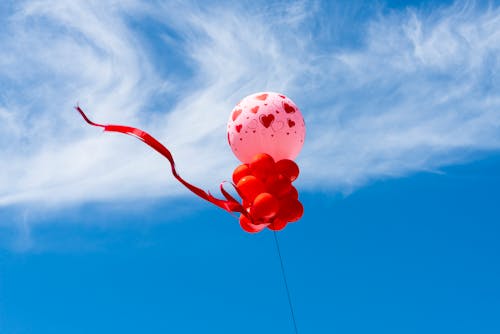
76, 106, 246, 216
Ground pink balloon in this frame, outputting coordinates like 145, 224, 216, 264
227, 92, 305, 163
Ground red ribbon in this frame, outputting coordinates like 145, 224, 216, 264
76, 106, 246, 216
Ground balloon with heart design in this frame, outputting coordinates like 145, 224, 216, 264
227, 92, 305, 163
77, 91, 306, 234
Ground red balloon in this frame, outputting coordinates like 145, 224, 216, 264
249, 153, 276, 180
275, 159, 299, 182
232, 164, 251, 184
268, 174, 292, 198
239, 215, 267, 233
262, 173, 277, 189
236, 175, 266, 202
277, 198, 304, 222
283, 185, 299, 200
267, 218, 288, 231
251, 192, 279, 219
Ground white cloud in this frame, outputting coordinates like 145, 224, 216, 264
0, 1, 499, 217
0, 0, 165, 207
299, 1, 500, 190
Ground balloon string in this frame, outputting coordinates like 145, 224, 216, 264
273, 231, 299, 334
75, 106, 246, 216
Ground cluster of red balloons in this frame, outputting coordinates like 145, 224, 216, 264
233, 153, 303, 233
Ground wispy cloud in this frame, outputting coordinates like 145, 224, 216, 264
0, 0, 163, 207
300, 1, 500, 190
0, 1, 499, 215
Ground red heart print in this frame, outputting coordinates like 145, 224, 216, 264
259, 114, 275, 128
256, 93, 268, 101
283, 103, 295, 114
232, 109, 242, 121
236, 124, 242, 133
287, 119, 295, 127
251, 106, 259, 113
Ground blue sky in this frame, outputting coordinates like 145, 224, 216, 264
1, 0, 500, 333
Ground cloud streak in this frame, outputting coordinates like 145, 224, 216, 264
0, 0, 499, 215
300, 1, 500, 190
